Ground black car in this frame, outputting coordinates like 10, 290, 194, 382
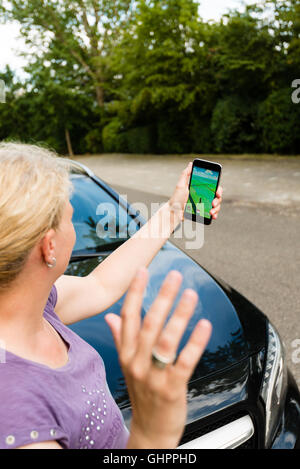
65, 159, 300, 449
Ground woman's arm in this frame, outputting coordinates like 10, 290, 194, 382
54, 202, 180, 325
17, 440, 62, 449
54, 164, 223, 325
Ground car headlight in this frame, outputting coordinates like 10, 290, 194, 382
260, 322, 288, 447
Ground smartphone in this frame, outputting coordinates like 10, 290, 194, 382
184, 158, 222, 225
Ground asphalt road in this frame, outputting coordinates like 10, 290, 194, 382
75, 154, 300, 387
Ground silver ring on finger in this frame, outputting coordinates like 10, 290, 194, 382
151, 348, 175, 370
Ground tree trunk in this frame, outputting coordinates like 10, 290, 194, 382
95, 84, 104, 107
65, 128, 74, 157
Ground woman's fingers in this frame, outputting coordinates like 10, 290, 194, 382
181, 162, 193, 188
168, 163, 193, 221
212, 186, 223, 208
173, 163, 192, 193
133, 270, 183, 370
152, 289, 198, 365
173, 319, 212, 383
210, 186, 223, 218
110, 267, 211, 395
210, 205, 221, 217
104, 314, 122, 353
212, 199, 221, 209
119, 267, 149, 364
216, 186, 223, 199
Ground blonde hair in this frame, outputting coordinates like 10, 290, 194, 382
0, 142, 73, 291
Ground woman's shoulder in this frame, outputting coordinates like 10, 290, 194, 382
43, 284, 106, 372
44, 284, 65, 325
44, 284, 59, 317
48, 284, 58, 308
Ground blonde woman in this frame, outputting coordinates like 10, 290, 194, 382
0, 142, 222, 449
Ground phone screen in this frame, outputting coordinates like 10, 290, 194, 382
185, 164, 221, 222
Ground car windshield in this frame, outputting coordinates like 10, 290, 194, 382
70, 173, 140, 256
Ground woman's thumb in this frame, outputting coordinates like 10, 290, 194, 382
105, 314, 122, 352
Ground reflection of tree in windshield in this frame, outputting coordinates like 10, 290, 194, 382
116, 342, 256, 433
66, 257, 105, 276
107, 327, 247, 412
70, 175, 139, 253
82, 216, 100, 245
195, 328, 246, 379
80, 214, 131, 249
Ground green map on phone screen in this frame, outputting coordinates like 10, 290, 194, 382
185, 167, 219, 219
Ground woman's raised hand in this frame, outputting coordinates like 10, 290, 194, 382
105, 268, 212, 449
168, 162, 223, 222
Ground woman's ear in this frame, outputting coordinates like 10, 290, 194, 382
40, 229, 57, 266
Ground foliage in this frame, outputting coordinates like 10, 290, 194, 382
258, 88, 300, 154
102, 118, 125, 152
0, 0, 299, 155
211, 96, 260, 154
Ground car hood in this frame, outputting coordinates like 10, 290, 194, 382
68, 242, 249, 408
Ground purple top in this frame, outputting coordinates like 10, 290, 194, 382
0, 285, 129, 449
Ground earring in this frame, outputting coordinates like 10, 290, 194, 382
46, 257, 57, 268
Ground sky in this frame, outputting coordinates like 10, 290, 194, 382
0, 0, 257, 78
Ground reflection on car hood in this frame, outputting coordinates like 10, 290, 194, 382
68, 242, 248, 408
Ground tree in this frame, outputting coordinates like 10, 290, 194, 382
258, 88, 300, 154
0, 0, 136, 107
265, 0, 300, 66
0, 65, 97, 155
1, 0, 299, 155
104, 0, 219, 153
